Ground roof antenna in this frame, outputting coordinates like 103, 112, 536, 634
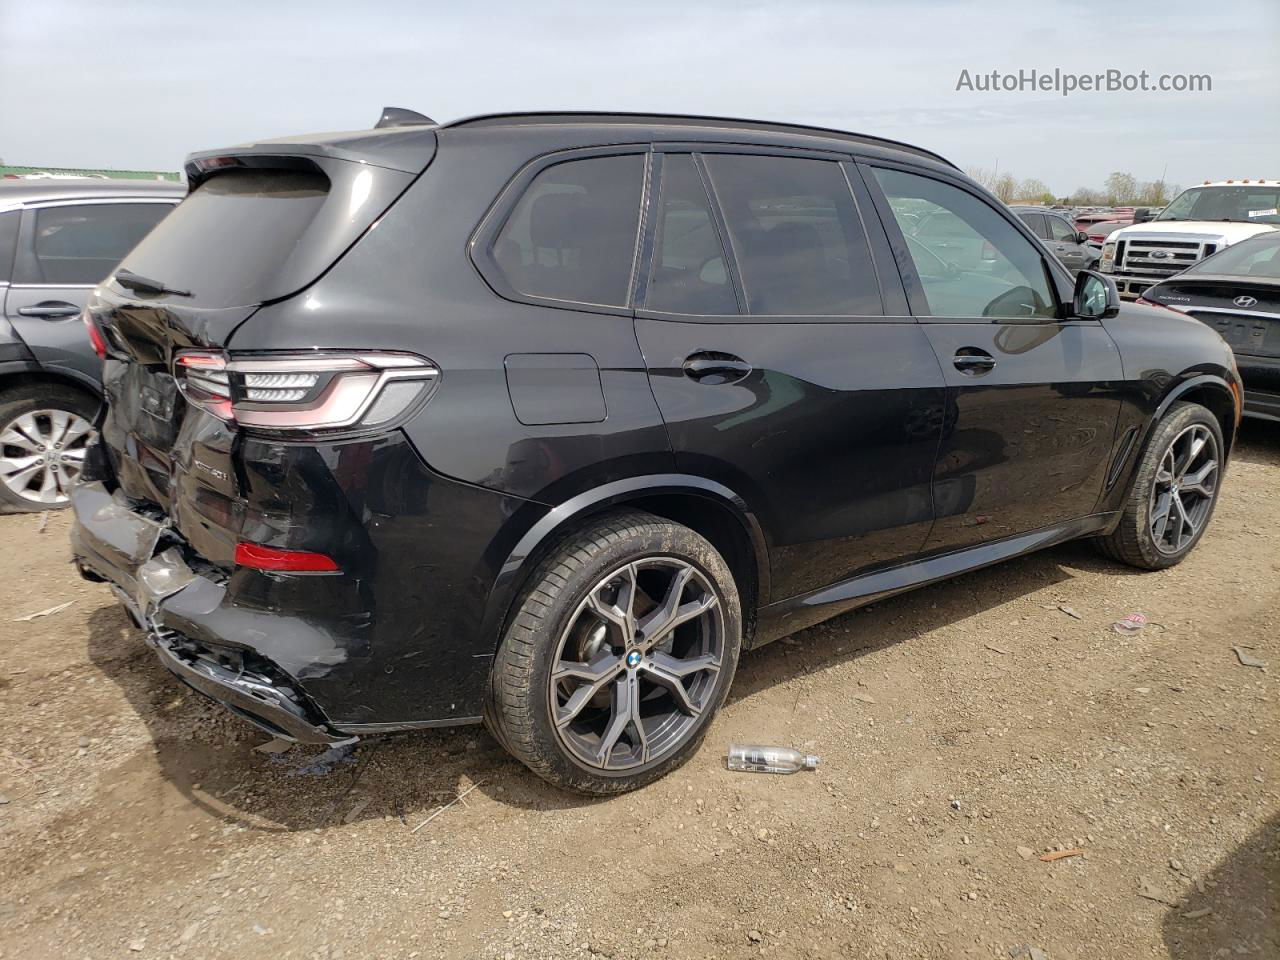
375, 107, 436, 129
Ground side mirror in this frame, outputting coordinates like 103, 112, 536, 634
1073, 269, 1120, 319
1133, 207, 1152, 223
1075, 231, 1091, 244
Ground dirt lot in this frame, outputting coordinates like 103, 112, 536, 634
1, 425, 1276, 960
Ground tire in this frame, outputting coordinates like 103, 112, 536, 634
0, 382, 98, 512
485, 510, 742, 795
1095, 401, 1224, 570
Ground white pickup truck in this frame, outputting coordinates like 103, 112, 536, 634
1100, 179, 1280, 299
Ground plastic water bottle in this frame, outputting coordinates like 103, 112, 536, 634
726, 744, 820, 775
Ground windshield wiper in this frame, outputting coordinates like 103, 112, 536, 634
114, 269, 192, 298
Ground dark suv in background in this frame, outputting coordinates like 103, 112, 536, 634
71, 110, 1240, 794
0, 179, 181, 508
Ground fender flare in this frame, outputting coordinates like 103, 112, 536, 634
1153, 372, 1236, 424
478, 473, 771, 656
1110, 373, 1238, 496
1152, 372, 1238, 453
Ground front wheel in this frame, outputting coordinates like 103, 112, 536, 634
1096, 401, 1224, 569
485, 511, 742, 795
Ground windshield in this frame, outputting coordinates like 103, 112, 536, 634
1157, 186, 1280, 225
1184, 231, 1280, 279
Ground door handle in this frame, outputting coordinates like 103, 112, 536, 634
17, 301, 81, 319
953, 349, 996, 375
682, 352, 752, 384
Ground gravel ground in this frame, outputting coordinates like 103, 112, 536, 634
0, 423, 1276, 960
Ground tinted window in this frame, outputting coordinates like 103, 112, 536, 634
121, 169, 328, 307
23, 203, 170, 285
703, 155, 881, 315
875, 168, 1056, 319
645, 155, 737, 314
1047, 216, 1076, 243
0, 211, 18, 284
492, 154, 644, 307
1018, 212, 1048, 239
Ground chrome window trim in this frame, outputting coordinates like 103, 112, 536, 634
20, 197, 180, 211
9, 282, 96, 290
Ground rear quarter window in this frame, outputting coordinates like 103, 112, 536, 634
488, 154, 645, 308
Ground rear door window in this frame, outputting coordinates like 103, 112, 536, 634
491, 154, 645, 308
702, 154, 881, 315
19, 203, 171, 285
644, 155, 737, 315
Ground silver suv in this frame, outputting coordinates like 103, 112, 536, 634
0, 178, 182, 509
1011, 205, 1097, 275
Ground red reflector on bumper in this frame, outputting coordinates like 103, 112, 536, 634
234, 543, 339, 573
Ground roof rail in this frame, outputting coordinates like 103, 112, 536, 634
375, 106, 436, 129
442, 111, 956, 169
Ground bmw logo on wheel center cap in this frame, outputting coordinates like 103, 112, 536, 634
625, 650, 642, 668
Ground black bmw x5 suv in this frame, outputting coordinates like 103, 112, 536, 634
71, 109, 1241, 794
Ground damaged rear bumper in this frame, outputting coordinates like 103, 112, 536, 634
70, 481, 352, 745
148, 631, 350, 745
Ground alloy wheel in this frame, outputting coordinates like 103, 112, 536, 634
0, 408, 94, 505
549, 557, 725, 772
1148, 422, 1219, 555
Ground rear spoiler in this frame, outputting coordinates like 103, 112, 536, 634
185, 124, 438, 183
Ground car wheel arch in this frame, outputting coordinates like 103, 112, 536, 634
478, 474, 771, 658
1153, 373, 1238, 456
0, 366, 102, 403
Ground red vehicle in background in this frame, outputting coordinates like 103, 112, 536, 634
1075, 211, 1133, 235
1081, 218, 1133, 244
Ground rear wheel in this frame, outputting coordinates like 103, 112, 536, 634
1096, 401, 1223, 569
0, 383, 98, 511
485, 511, 741, 795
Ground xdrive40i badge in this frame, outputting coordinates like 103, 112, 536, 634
192, 459, 229, 483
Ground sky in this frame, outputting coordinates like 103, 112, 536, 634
2, 0, 1277, 197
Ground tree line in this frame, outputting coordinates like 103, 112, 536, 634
965, 168, 1180, 207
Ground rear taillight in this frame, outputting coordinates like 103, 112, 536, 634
174, 351, 234, 420
173, 349, 438, 434
83, 312, 108, 359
